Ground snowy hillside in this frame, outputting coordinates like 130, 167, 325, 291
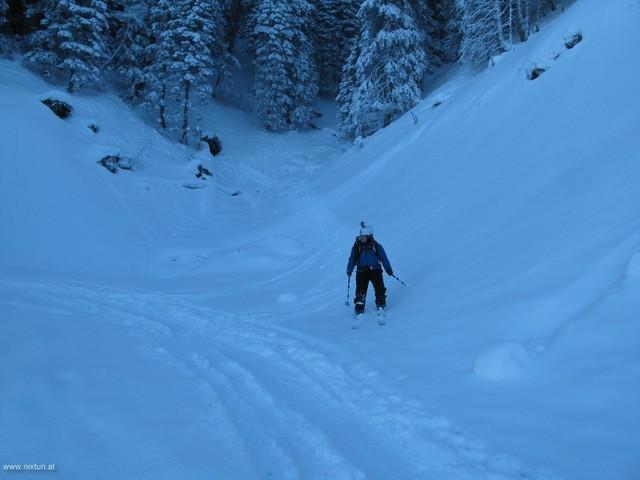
2, 0, 639, 479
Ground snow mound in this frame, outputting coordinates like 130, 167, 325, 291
473, 342, 533, 381
626, 250, 640, 280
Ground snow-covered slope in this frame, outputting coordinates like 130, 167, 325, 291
1, 0, 639, 479
308, 1, 640, 477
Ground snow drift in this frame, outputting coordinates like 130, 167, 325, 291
1, 0, 639, 479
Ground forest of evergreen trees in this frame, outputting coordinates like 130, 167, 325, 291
0, 0, 567, 143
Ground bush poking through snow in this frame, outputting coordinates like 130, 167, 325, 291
196, 164, 212, 179
97, 155, 134, 174
117, 156, 134, 170
564, 32, 583, 49
41, 98, 73, 119
201, 135, 222, 156
527, 67, 546, 80
98, 156, 118, 174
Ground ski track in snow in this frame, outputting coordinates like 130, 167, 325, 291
2, 276, 557, 480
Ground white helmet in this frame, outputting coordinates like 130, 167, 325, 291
359, 222, 374, 236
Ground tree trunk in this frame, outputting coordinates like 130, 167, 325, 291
181, 81, 191, 145
515, 0, 529, 42
66, 70, 75, 93
494, 0, 507, 51
159, 81, 167, 130
508, 0, 513, 47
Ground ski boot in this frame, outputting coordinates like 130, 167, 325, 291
376, 306, 386, 325
353, 296, 365, 329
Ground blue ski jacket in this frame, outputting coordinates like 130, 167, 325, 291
347, 239, 392, 276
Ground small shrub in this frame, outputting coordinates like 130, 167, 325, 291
565, 32, 583, 49
117, 156, 134, 170
196, 164, 212, 179
201, 135, 222, 156
42, 98, 73, 119
527, 67, 546, 80
97, 156, 118, 174
97, 154, 134, 174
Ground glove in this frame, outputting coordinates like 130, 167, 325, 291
386, 269, 393, 276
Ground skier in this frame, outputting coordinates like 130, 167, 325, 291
346, 222, 393, 323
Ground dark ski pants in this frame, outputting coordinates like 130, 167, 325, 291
354, 268, 387, 314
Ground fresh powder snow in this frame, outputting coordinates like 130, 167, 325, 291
1, 0, 639, 479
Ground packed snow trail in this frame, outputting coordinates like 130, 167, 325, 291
1, 275, 557, 480
2, 0, 640, 478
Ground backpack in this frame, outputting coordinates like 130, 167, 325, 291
353, 238, 379, 264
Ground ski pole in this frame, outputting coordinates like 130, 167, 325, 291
391, 274, 407, 286
345, 275, 351, 306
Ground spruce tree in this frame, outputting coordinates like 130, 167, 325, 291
144, 0, 171, 129
312, 0, 359, 93
24, 0, 110, 92
336, 36, 360, 138
459, 0, 506, 68
106, 0, 152, 102
251, 0, 318, 130
146, 0, 228, 143
5, 0, 48, 36
173, 0, 220, 143
0, 0, 7, 53
222, 0, 254, 54
1, 1, 8, 24
514, 0, 531, 42
337, 0, 426, 140
424, 0, 462, 66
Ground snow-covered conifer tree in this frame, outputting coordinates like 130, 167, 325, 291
336, 37, 359, 137
3, 0, 47, 36
337, 0, 426, 140
251, 0, 318, 130
24, 0, 110, 92
222, 0, 254, 54
105, 0, 152, 101
0, 0, 8, 53
1, 1, 8, 24
460, 0, 506, 68
312, 0, 359, 92
145, 0, 229, 142
171, 0, 221, 143
144, 0, 170, 129
499, 0, 530, 45
422, 0, 462, 66
539, 0, 564, 12
514, 0, 531, 41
